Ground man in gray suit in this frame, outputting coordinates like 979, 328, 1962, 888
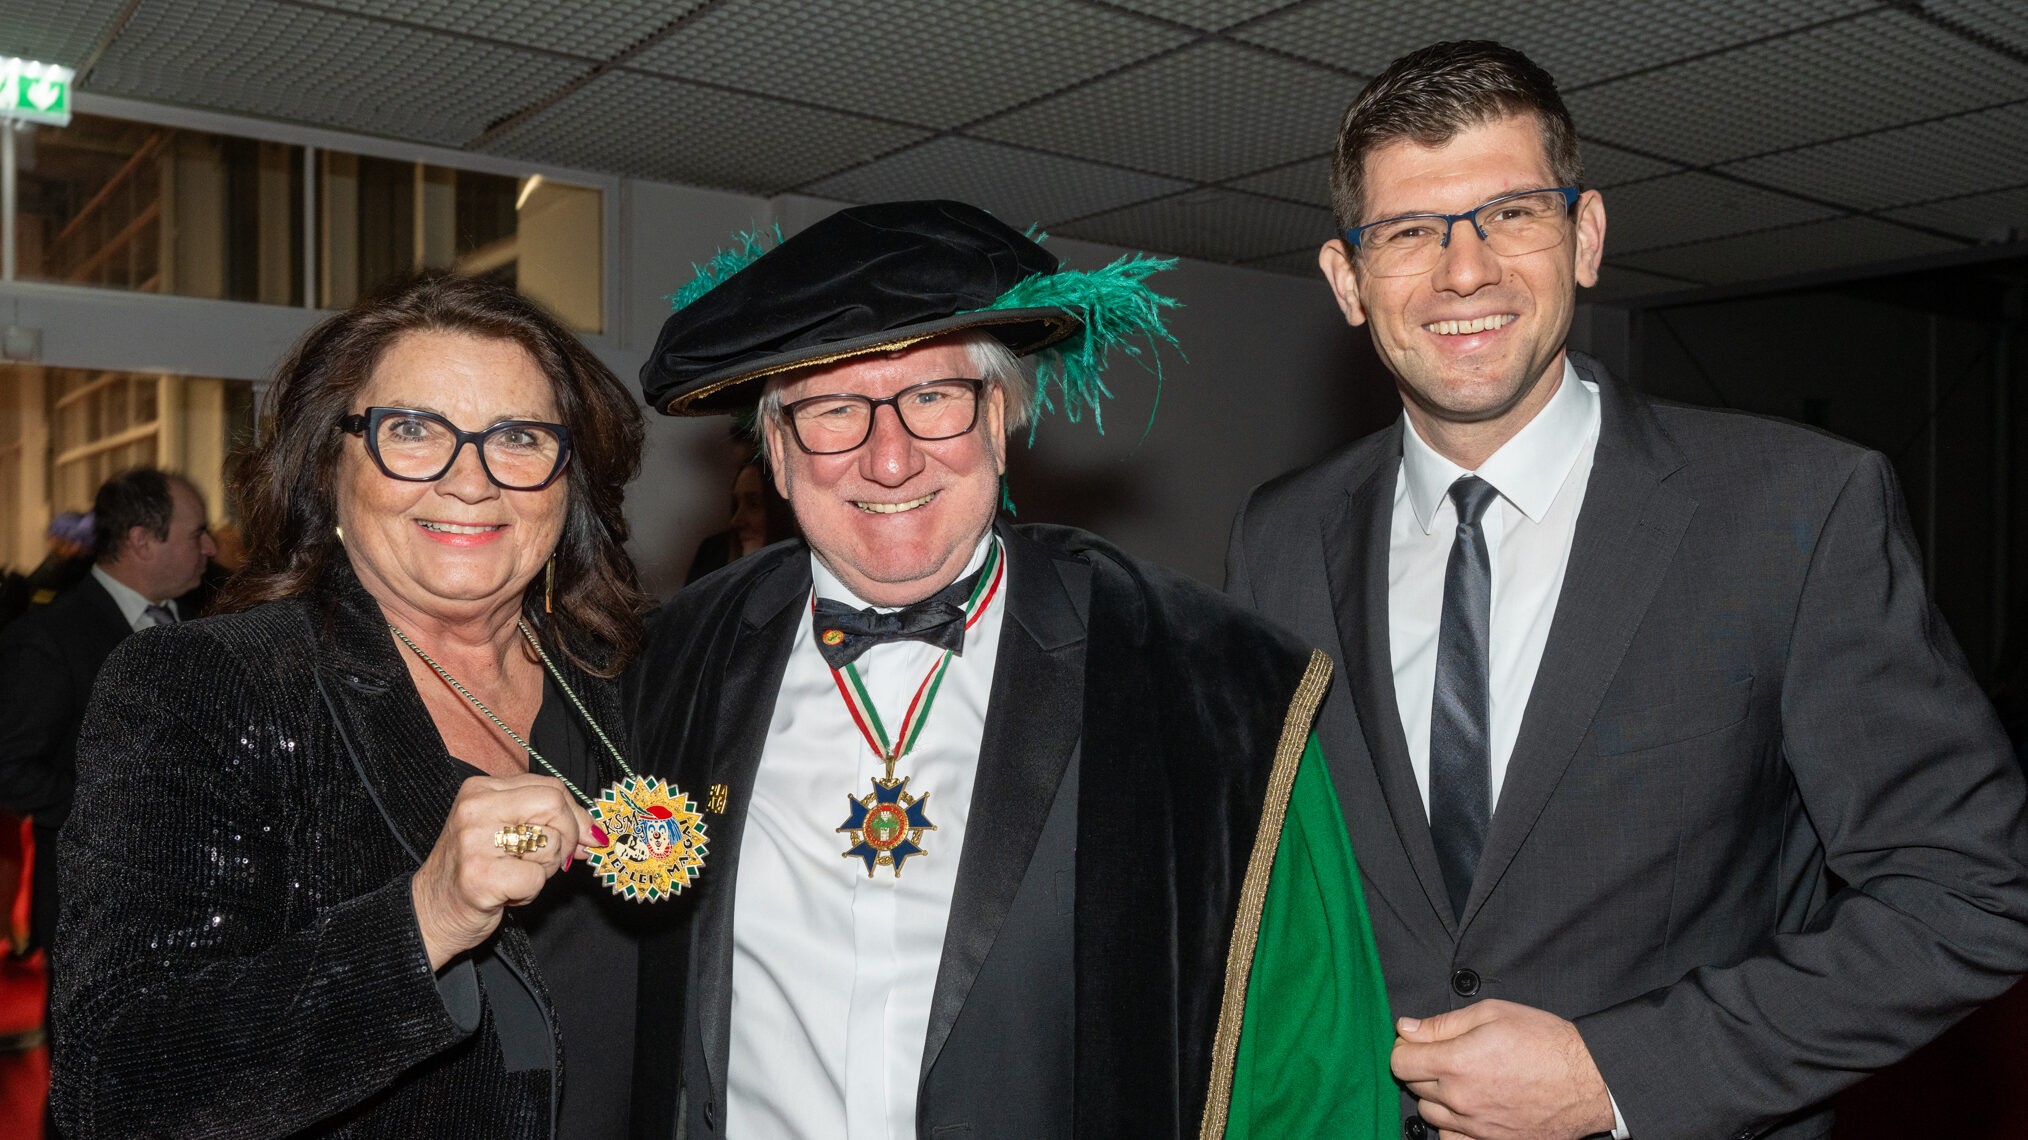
1226, 40, 2028, 1140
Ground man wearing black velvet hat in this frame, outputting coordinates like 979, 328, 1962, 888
624, 201, 1395, 1139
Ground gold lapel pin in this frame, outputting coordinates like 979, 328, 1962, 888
708, 784, 729, 813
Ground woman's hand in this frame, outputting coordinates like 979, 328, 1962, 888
410, 774, 595, 970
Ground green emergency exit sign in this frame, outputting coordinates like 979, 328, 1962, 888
2, 57, 73, 127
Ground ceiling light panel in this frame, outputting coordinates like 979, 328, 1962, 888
480, 69, 927, 193
1567, 9, 2028, 168
1719, 100, 2028, 211
1616, 215, 1965, 285
1927, 0, 2028, 56
803, 136, 1189, 226
1229, 155, 1332, 208
975, 42, 1351, 182
1883, 184, 2028, 243
1061, 188, 1334, 262
1097, 0, 1301, 33
305, 0, 707, 60
1235, 0, 1868, 88
628, 0, 1191, 130
86, 0, 584, 147
1581, 141, 1681, 189
1603, 172, 1838, 255
1, 0, 131, 71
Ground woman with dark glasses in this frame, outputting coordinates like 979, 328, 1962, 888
52, 273, 657, 1138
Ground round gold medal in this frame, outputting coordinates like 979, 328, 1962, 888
586, 775, 709, 902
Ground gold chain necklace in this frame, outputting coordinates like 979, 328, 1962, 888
388, 618, 709, 903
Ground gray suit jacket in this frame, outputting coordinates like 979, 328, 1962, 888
1226, 352, 2028, 1140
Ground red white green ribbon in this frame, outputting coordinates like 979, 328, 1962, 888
823, 539, 1004, 779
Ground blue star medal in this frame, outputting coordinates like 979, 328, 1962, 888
839, 776, 936, 876
822, 541, 1003, 878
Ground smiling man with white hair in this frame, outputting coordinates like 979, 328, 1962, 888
626, 200, 1396, 1140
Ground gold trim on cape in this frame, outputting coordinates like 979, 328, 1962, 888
1197, 648, 1335, 1139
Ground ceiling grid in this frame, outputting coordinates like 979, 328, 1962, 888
0, 0, 2024, 298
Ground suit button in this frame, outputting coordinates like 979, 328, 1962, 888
1404, 1116, 1429, 1139
1451, 968, 1481, 997
704, 1099, 718, 1129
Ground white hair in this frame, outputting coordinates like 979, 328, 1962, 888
755, 330, 1034, 465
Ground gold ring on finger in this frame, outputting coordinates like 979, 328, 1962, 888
494, 823, 549, 859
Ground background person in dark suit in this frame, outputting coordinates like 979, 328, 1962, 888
1226, 41, 2028, 1140
0, 467, 214, 955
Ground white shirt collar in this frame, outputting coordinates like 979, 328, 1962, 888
1400, 356, 1600, 534
91, 564, 175, 628
810, 530, 995, 612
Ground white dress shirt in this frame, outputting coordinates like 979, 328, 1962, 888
90, 565, 178, 631
728, 533, 1005, 1140
1389, 358, 1599, 817
1388, 360, 1628, 1137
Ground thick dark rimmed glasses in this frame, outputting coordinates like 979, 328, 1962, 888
338, 406, 573, 491
1345, 186, 1581, 278
779, 378, 984, 455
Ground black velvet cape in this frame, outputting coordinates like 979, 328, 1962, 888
625, 522, 1325, 1136
51, 564, 625, 1138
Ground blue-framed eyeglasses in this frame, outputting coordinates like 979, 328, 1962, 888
1345, 186, 1580, 278
338, 406, 573, 491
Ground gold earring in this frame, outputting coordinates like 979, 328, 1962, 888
544, 554, 556, 614
334, 524, 345, 544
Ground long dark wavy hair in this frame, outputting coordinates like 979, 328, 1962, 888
218, 272, 651, 675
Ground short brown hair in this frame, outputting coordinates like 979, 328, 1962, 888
92, 467, 187, 563
1331, 40, 1583, 234
220, 273, 650, 676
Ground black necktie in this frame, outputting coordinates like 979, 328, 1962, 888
1430, 475, 1499, 921
812, 565, 983, 670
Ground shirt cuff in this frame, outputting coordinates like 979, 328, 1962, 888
1609, 1088, 1629, 1138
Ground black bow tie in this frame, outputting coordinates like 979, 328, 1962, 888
812, 565, 984, 670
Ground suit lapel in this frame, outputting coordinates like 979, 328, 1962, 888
314, 579, 470, 867
1462, 357, 1696, 925
695, 555, 807, 1109
1324, 423, 1461, 934
919, 526, 1086, 1081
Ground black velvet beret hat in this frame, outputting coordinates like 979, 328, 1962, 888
642, 200, 1085, 416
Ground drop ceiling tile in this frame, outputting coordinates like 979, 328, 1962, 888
482, 69, 927, 193
1582, 141, 1681, 188
1, 0, 130, 71
629, 0, 1192, 130
1718, 101, 2028, 211
1229, 155, 1332, 208
1587, 262, 1704, 302
1059, 188, 1334, 263
1240, 247, 1330, 277
804, 136, 1188, 225
1568, 9, 2028, 167
1928, 0, 2028, 56
1615, 216, 1966, 285
86, 0, 584, 146
1883, 184, 2028, 243
1235, 0, 1867, 88
1099, 0, 1298, 32
307, 0, 707, 59
975, 42, 1350, 182
1603, 172, 1838, 255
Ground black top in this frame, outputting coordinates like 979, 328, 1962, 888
458, 675, 644, 1139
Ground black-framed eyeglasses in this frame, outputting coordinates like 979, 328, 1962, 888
338, 407, 573, 491
778, 378, 984, 456
1345, 186, 1580, 278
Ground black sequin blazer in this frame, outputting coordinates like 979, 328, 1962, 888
51, 562, 622, 1138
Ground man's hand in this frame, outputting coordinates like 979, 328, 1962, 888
1390, 999, 1616, 1140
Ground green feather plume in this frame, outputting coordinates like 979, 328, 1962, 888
975, 252, 1181, 443
667, 223, 783, 311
